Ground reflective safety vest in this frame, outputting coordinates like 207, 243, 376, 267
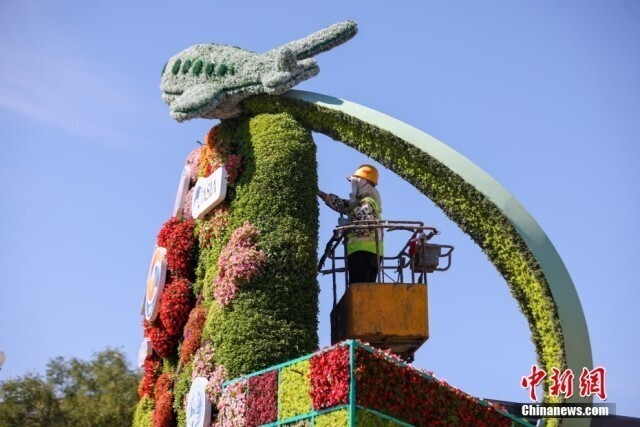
346, 197, 384, 256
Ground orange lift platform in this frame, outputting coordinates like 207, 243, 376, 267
318, 220, 454, 362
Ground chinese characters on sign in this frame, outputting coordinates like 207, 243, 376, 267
521, 365, 607, 401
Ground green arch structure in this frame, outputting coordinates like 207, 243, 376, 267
243, 90, 593, 427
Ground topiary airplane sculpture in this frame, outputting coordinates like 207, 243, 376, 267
160, 20, 357, 121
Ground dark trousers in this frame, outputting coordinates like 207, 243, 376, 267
348, 251, 379, 284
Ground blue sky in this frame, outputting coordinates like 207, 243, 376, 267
1, 0, 639, 418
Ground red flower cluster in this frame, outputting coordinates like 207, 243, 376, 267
180, 306, 207, 364
152, 372, 174, 427
354, 348, 511, 426
144, 319, 179, 358
246, 370, 278, 427
157, 217, 197, 280
138, 356, 162, 399
144, 276, 194, 358
159, 277, 193, 336
309, 346, 351, 410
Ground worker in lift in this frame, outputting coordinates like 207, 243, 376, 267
318, 164, 383, 284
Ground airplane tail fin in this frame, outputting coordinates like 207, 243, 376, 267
271, 20, 358, 60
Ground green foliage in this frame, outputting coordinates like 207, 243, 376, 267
356, 409, 404, 426
243, 95, 566, 411
47, 348, 140, 427
201, 113, 319, 378
282, 421, 311, 426
0, 373, 63, 427
162, 356, 178, 374
173, 364, 193, 427
132, 396, 154, 427
0, 348, 139, 427
161, 62, 167, 76
315, 408, 349, 427
194, 227, 226, 303
202, 301, 224, 348
278, 360, 312, 420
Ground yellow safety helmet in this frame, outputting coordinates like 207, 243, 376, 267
351, 164, 379, 185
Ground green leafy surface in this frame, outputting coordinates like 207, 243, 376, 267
132, 396, 154, 427
315, 408, 349, 427
243, 95, 566, 417
201, 113, 319, 378
279, 360, 312, 420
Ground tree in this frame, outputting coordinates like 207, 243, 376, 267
0, 374, 63, 427
0, 348, 140, 427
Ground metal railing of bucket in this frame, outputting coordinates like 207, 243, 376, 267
318, 220, 454, 309
219, 340, 533, 426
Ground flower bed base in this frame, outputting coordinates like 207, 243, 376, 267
218, 340, 531, 426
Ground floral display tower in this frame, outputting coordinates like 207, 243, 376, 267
134, 20, 592, 427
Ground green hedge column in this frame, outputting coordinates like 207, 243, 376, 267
206, 113, 319, 378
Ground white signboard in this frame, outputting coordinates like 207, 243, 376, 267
173, 165, 191, 218
186, 377, 212, 427
144, 246, 167, 321
137, 338, 153, 368
191, 166, 228, 219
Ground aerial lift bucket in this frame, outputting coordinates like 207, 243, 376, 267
330, 282, 429, 359
320, 221, 454, 361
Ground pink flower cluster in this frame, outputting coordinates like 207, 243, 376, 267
216, 379, 247, 427
192, 341, 228, 404
183, 187, 195, 219
213, 222, 266, 306
207, 365, 228, 405
185, 147, 201, 185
